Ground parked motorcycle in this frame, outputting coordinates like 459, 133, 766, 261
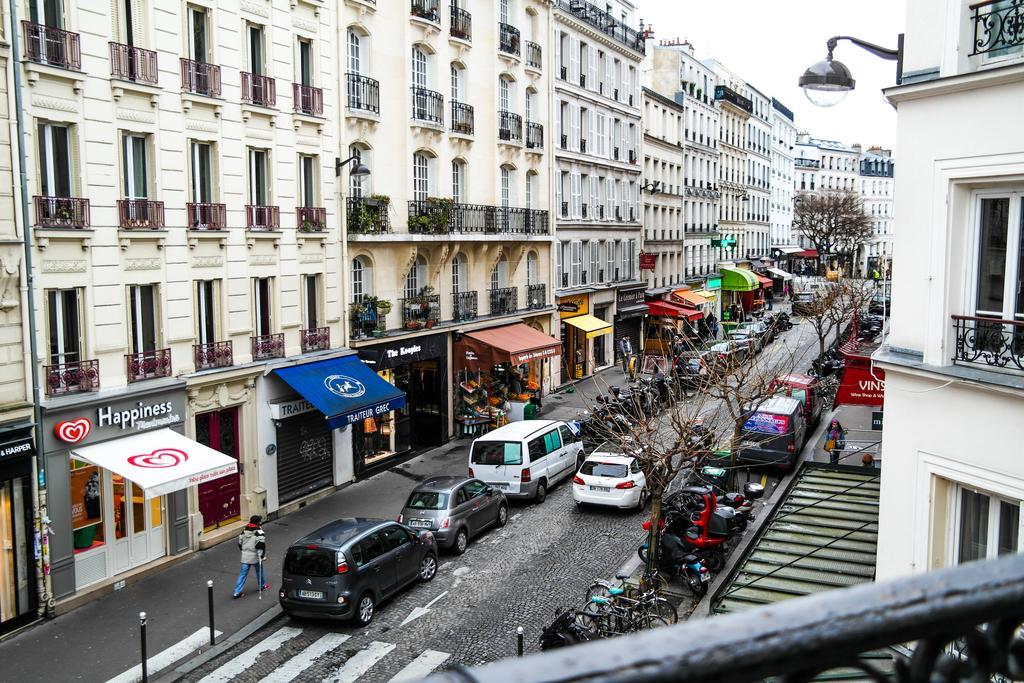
539, 609, 594, 650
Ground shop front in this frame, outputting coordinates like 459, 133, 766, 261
42, 383, 238, 598
0, 424, 36, 634
644, 298, 703, 357
719, 266, 760, 330
766, 267, 794, 295
558, 293, 612, 382
614, 286, 647, 365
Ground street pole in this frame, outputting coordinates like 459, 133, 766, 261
207, 580, 215, 646
139, 612, 148, 683
516, 626, 524, 656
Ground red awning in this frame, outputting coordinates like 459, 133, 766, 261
755, 274, 773, 289
455, 323, 561, 371
796, 249, 819, 258
646, 300, 703, 321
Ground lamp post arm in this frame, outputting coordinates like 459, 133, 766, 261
826, 35, 899, 61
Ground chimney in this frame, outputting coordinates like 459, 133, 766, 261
852, 143, 862, 153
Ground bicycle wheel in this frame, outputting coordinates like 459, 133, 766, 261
637, 613, 671, 630
646, 597, 679, 624
585, 582, 614, 603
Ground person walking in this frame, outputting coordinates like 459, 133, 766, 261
234, 515, 268, 598
706, 312, 719, 340
765, 288, 774, 311
618, 335, 633, 374
824, 419, 847, 465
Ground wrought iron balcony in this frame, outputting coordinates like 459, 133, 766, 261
251, 333, 285, 360
451, 100, 474, 134
552, 0, 646, 54
293, 83, 323, 116
241, 72, 276, 107
952, 314, 1024, 372
296, 206, 326, 232
452, 291, 478, 322
498, 111, 523, 142
411, 0, 439, 22
346, 73, 379, 114
301, 326, 331, 353
22, 21, 81, 70
450, 4, 472, 40
525, 40, 542, 69
109, 42, 158, 83
970, 0, 1024, 56
489, 287, 518, 316
408, 201, 548, 235
560, 201, 569, 218
180, 58, 221, 96
187, 202, 227, 230
34, 196, 90, 228
499, 23, 521, 56
411, 86, 444, 124
526, 122, 544, 149
527, 284, 546, 309
714, 84, 753, 113
401, 294, 441, 330
44, 359, 99, 396
118, 199, 165, 229
347, 196, 391, 234
126, 349, 172, 383
350, 301, 387, 339
246, 205, 280, 231
194, 341, 233, 370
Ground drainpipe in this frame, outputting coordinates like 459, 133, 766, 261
8, 0, 55, 619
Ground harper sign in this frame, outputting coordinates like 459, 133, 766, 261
0, 436, 33, 463
42, 388, 187, 452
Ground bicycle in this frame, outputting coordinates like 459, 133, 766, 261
578, 596, 671, 637
585, 574, 677, 624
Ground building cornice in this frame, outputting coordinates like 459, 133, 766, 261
884, 62, 1024, 104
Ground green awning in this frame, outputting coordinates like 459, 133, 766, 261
720, 266, 760, 292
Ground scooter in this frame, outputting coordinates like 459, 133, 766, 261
539, 609, 594, 650
638, 523, 726, 573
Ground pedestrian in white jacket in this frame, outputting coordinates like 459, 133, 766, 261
233, 515, 267, 598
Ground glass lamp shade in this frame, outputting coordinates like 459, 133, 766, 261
799, 57, 855, 107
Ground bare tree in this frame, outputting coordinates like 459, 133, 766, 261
799, 279, 877, 369
793, 192, 873, 273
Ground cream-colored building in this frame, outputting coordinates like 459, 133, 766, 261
769, 98, 797, 250
858, 147, 895, 275
744, 84, 771, 260
705, 59, 751, 264
873, 0, 1024, 579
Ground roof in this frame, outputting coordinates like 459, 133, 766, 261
294, 518, 389, 548
712, 464, 880, 615
476, 419, 561, 441
806, 137, 859, 154
751, 395, 802, 414
415, 476, 470, 492
585, 452, 634, 464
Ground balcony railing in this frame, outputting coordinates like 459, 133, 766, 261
552, 0, 646, 54
526, 283, 546, 309
251, 333, 285, 360
970, 0, 1024, 56
401, 294, 441, 330
126, 349, 172, 383
186, 202, 227, 230
525, 40, 542, 69
293, 83, 323, 115
409, 201, 549, 235
346, 73, 379, 114
452, 291, 478, 322
714, 84, 754, 113
118, 199, 165, 229
241, 72, 276, 107
246, 205, 280, 231
44, 359, 98, 396
451, 100, 474, 134
489, 287, 518, 316
498, 111, 523, 142
34, 196, 90, 228
22, 21, 81, 69
180, 58, 221, 97
350, 301, 387, 339
450, 4, 472, 40
194, 341, 233, 370
499, 23, 521, 56
411, 0, 439, 22
411, 87, 444, 124
301, 327, 330, 354
347, 196, 391, 234
109, 42, 158, 83
296, 206, 326, 232
526, 122, 544, 149
952, 314, 1024, 372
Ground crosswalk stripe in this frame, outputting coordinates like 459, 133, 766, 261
258, 633, 351, 683
199, 626, 303, 683
107, 627, 223, 683
322, 641, 396, 683
387, 650, 451, 682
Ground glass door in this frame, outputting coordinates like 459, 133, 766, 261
112, 476, 165, 573
0, 477, 32, 629
972, 193, 1023, 357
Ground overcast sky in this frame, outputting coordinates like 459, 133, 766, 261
633, 0, 906, 150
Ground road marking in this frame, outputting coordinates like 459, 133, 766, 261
198, 626, 302, 683
322, 641, 395, 683
387, 650, 451, 682
510, 513, 522, 522
107, 627, 223, 683
258, 633, 351, 683
424, 590, 449, 608
400, 590, 449, 626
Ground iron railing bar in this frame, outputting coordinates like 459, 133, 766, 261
772, 470, 881, 522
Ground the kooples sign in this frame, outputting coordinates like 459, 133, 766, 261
358, 333, 446, 370
43, 390, 187, 452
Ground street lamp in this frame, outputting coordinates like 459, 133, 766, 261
336, 155, 370, 177
337, 155, 371, 343
799, 35, 904, 107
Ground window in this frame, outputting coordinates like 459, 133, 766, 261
352, 533, 384, 567
348, 145, 366, 198
195, 280, 218, 344
451, 254, 466, 293
189, 140, 214, 203
127, 285, 158, 353
954, 486, 1021, 564
405, 255, 426, 299
455, 488, 468, 506
413, 153, 430, 201
527, 437, 546, 462
38, 122, 72, 197
525, 172, 535, 209
351, 256, 372, 303
526, 251, 538, 286
253, 278, 272, 336
491, 256, 508, 290
247, 24, 264, 75
122, 133, 148, 199
302, 274, 320, 329
500, 166, 511, 209
559, 424, 575, 446
542, 429, 562, 454
187, 4, 208, 61
411, 46, 427, 89
248, 148, 269, 205
589, 241, 600, 281
463, 480, 488, 499
570, 240, 582, 287
299, 154, 316, 207
347, 30, 361, 75
972, 193, 1023, 325
451, 160, 465, 203
298, 38, 313, 86
46, 289, 82, 365
499, 76, 511, 112
450, 63, 461, 101
381, 525, 411, 551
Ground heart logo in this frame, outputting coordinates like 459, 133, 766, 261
56, 418, 92, 444
128, 448, 188, 469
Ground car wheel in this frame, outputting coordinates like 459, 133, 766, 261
419, 553, 438, 582
453, 528, 469, 555
635, 488, 648, 511
354, 593, 375, 626
534, 480, 547, 504
495, 503, 509, 527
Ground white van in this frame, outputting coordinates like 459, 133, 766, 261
467, 420, 584, 503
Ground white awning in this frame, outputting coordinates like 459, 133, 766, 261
767, 267, 794, 280
70, 428, 237, 498
776, 246, 804, 254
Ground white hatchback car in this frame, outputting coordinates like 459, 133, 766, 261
572, 452, 648, 509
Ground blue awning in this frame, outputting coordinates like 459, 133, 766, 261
274, 355, 406, 430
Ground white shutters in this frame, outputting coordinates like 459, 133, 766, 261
570, 104, 580, 152
411, 47, 427, 88
595, 112, 606, 157
606, 178, 616, 217
569, 36, 580, 84
604, 240, 614, 283
570, 172, 582, 218
527, 252, 538, 286
589, 175, 599, 212
589, 241, 600, 282
570, 240, 582, 287
555, 240, 563, 288
588, 45, 597, 90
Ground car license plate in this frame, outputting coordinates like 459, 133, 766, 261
700, 573, 710, 582
591, 486, 610, 492
489, 483, 508, 490
409, 519, 432, 528
297, 590, 324, 600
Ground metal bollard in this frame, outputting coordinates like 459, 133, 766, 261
516, 626, 524, 657
207, 580, 216, 646
139, 611, 148, 683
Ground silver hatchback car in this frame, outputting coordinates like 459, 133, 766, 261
398, 476, 509, 554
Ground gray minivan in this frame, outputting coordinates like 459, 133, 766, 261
279, 518, 437, 626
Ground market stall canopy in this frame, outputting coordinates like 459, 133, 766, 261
672, 289, 711, 307
274, 355, 407, 430
70, 428, 237, 499
646, 300, 703, 321
455, 323, 561, 372
796, 249, 820, 258
755, 273, 774, 289
719, 267, 760, 292
767, 267, 794, 280
695, 289, 717, 301
563, 314, 613, 339
776, 246, 804, 255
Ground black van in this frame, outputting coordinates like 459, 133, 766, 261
735, 396, 807, 469
279, 518, 437, 625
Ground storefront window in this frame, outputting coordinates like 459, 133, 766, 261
1, 477, 31, 623
70, 460, 105, 553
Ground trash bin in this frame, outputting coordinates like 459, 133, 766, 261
523, 401, 538, 420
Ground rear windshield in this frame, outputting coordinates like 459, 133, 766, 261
743, 412, 791, 435
405, 491, 448, 510
580, 461, 628, 478
284, 547, 335, 577
471, 441, 523, 466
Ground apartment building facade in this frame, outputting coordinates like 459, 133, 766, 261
640, 87, 685, 291
769, 97, 798, 250
744, 84, 771, 260
705, 59, 751, 264
858, 147, 895, 275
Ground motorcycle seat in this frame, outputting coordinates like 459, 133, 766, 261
682, 554, 699, 563
615, 573, 628, 580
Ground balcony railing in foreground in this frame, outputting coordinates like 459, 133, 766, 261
952, 314, 1024, 372
970, 0, 1024, 57
425, 552, 1024, 683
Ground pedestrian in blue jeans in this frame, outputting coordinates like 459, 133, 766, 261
233, 515, 268, 598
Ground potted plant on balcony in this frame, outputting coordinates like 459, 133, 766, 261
410, 1, 437, 21
408, 197, 454, 235
300, 217, 325, 232
364, 194, 390, 209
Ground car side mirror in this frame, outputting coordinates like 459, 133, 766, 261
485, 486, 494, 496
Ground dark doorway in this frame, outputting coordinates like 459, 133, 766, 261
394, 359, 445, 451
196, 407, 241, 530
